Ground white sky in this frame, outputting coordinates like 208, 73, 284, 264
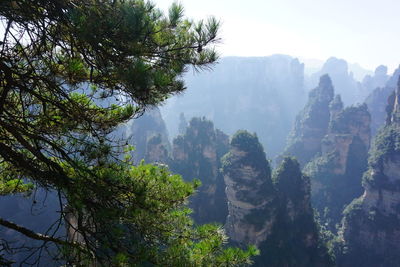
155, 0, 400, 73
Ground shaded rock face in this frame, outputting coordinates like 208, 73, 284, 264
170, 117, 229, 224
305, 104, 370, 230
365, 67, 400, 136
337, 79, 400, 267
144, 134, 169, 164
222, 131, 332, 266
281, 74, 334, 166
254, 158, 333, 267
286, 74, 371, 230
125, 107, 170, 163
221, 131, 275, 246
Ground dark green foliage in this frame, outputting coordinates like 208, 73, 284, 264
306, 137, 366, 231
338, 197, 400, 267
305, 102, 370, 231
253, 157, 333, 267
224, 130, 271, 180
274, 157, 308, 203
336, 80, 400, 267
282, 74, 334, 166
329, 104, 369, 133
170, 117, 229, 225
0, 1, 257, 265
363, 123, 400, 191
367, 124, 400, 170
221, 130, 274, 202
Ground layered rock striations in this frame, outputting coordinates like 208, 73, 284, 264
283, 73, 372, 231
337, 78, 400, 267
305, 103, 371, 230
170, 117, 229, 224
281, 74, 334, 166
255, 158, 333, 267
221, 130, 276, 246
222, 131, 332, 266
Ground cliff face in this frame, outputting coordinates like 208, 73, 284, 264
221, 131, 276, 246
254, 158, 333, 267
337, 79, 400, 267
222, 131, 332, 266
144, 134, 169, 164
125, 107, 170, 163
170, 117, 228, 224
282, 74, 334, 166
305, 103, 370, 230
365, 67, 400, 136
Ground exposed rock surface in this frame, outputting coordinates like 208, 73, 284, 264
305, 103, 370, 230
170, 117, 229, 224
337, 78, 400, 267
254, 158, 333, 267
281, 74, 334, 166
125, 107, 170, 163
221, 130, 276, 246
222, 131, 332, 266
365, 67, 400, 136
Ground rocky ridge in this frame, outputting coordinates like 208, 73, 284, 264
282, 74, 334, 166
337, 78, 400, 267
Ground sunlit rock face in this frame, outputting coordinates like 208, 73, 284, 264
285, 73, 371, 231
222, 132, 332, 266
337, 79, 400, 267
281, 74, 334, 167
305, 102, 371, 231
221, 131, 276, 246
169, 117, 229, 224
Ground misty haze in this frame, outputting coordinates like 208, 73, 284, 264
1, 0, 400, 266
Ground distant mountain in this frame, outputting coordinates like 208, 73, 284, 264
307, 57, 367, 106
365, 66, 400, 136
281, 75, 335, 166
160, 55, 307, 158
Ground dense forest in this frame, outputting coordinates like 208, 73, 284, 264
1, 1, 400, 266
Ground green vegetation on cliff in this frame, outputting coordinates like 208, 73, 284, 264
170, 117, 229, 224
282, 74, 335, 166
254, 157, 333, 267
